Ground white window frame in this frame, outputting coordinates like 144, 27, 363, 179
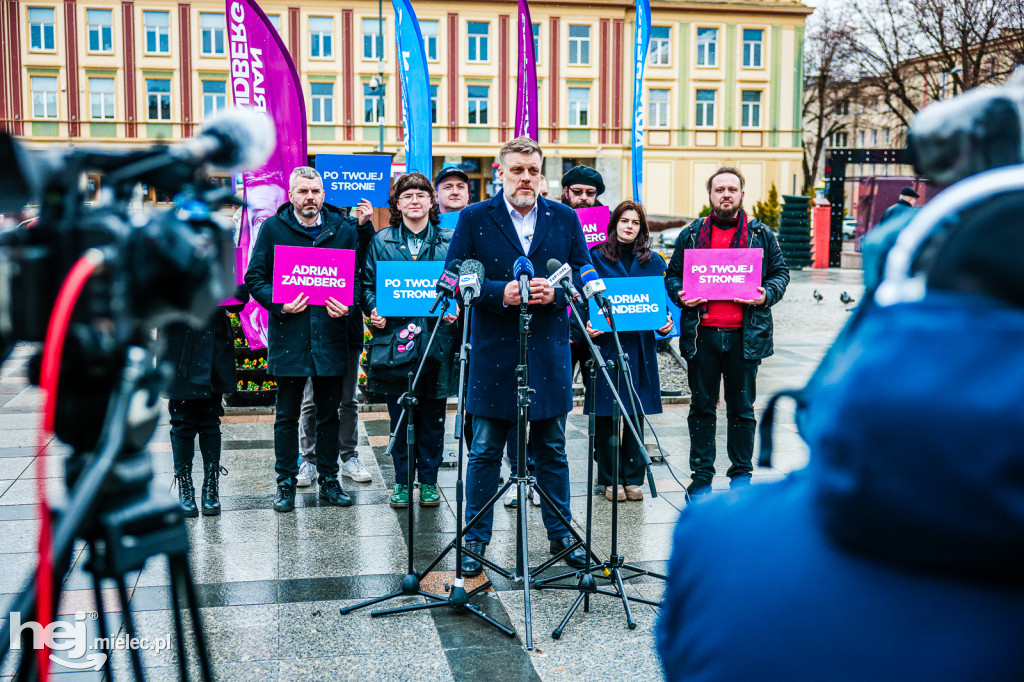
466, 85, 489, 125
28, 7, 56, 52
741, 90, 762, 128
86, 9, 114, 54
648, 88, 670, 128
89, 77, 116, 120
31, 76, 58, 119
146, 78, 172, 121
267, 15, 281, 33
310, 17, 334, 59
429, 83, 439, 124
696, 27, 717, 68
201, 80, 227, 117
831, 131, 848, 147
311, 82, 335, 123
363, 83, 385, 123
199, 13, 226, 57
568, 87, 590, 127
742, 29, 763, 69
143, 11, 170, 55
648, 26, 670, 66
466, 21, 489, 63
362, 17, 385, 61
695, 89, 716, 128
568, 25, 591, 66
532, 23, 541, 63
419, 20, 438, 62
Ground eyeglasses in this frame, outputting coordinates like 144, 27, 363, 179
568, 187, 597, 198
398, 192, 431, 203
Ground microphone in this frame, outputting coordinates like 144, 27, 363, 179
175, 108, 277, 171
458, 259, 485, 305
436, 259, 462, 299
580, 265, 609, 309
513, 256, 534, 305
546, 258, 582, 304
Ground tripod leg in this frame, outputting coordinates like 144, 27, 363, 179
114, 573, 145, 679
612, 569, 637, 630
91, 576, 114, 681
167, 564, 190, 680
552, 591, 586, 640
463, 604, 516, 637
172, 555, 213, 681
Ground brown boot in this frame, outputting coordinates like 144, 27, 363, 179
604, 485, 626, 501
625, 485, 644, 501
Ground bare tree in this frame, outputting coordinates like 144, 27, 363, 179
802, 6, 859, 192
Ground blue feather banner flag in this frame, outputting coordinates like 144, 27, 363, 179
393, 0, 432, 175
631, 0, 651, 202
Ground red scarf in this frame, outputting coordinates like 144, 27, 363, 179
696, 209, 749, 249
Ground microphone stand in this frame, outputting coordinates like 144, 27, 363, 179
341, 295, 514, 636
534, 281, 666, 637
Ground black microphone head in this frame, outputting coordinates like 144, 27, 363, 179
447, 259, 463, 272
547, 258, 563, 275
196, 109, 276, 170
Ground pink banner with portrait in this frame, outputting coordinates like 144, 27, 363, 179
272, 246, 356, 306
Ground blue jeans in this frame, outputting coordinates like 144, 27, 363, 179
465, 414, 572, 544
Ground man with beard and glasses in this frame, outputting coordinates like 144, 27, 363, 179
664, 167, 789, 497
560, 165, 605, 209
245, 166, 365, 513
445, 136, 594, 576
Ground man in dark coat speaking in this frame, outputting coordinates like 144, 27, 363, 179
445, 136, 593, 575
245, 166, 364, 513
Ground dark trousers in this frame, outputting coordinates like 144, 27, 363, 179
385, 394, 446, 486
465, 414, 572, 544
686, 327, 760, 481
274, 375, 342, 484
169, 396, 224, 471
299, 345, 361, 464
594, 416, 646, 487
464, 414, 532, 471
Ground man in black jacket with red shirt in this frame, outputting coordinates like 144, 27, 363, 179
245, 166, 365, 512
665, 167, 789, 497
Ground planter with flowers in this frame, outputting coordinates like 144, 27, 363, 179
226, 313, 276, 407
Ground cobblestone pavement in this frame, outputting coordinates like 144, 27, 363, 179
0, 268, 860, 681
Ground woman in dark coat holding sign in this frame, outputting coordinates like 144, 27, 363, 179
360, 172, 459, 509
584, 201, 674, 501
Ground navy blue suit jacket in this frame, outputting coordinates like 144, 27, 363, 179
445, 192, 593, 421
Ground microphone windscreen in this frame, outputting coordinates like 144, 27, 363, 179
459, 259, 485, 278
447, 259, 463, 272
580, 264, 599, 284
198, 109, 276, 170
513, 256, 534, 280
547, 258, 563, 275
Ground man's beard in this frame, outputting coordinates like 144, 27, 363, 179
504, 180, 536, 208
299, 203, 319, 218
562, 189, 594, 209
713, 203, 741, 221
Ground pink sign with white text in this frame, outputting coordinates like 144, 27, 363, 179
577, 206, 611, 248
272, 245, 356, 306
682, 249, 763, 301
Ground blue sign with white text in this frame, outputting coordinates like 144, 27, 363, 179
439, 211, 461, 229
589, 276, 667, 332
654, 293, 682, 340
316, 154, 392, 207
377, 260, 445, 317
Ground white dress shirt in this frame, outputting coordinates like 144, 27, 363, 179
503, 193, 539, 253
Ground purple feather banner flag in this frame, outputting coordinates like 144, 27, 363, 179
514, 0, 539, 140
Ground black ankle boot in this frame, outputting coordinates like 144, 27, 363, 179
201, 462, 227, 516
174, 466, 198, 518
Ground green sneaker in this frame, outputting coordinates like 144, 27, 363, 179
419, 483, 441, 507
389, 484, 410, 508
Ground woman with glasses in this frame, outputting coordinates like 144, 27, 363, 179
584, 201, 674, 501
360, 173, 460, 508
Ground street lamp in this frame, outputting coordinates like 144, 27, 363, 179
369, 73, 385, 153
941, 65, 963, 100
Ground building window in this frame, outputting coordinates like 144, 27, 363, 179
86, 9, 113, 53
568, 25, 590, 66
420, 20, 438, 62
267, 15, 281, 33
741, 90, 761, 128
199, 13, 226, 56
467, 22, 489, 62
857, 130, 865, 147
742, 29, 763, 68
362, 17, 384, 60
533, 23, 540, 61
831, 131, 848, 147
202, 80, 226, 117
696, 27, 717, 67
884, 128, 891, 145
89, 77, 115, 119
467, 85, 489, 125
311, 82, 334, 123
430, 84, 438, 124
144, 11, 170, 54
835, 100, 849, 116
568, 87, 589, 127
146, 79, 171, 121
648, 88, 669, 128
31, 76, 58, 118
649, 26, 670, 66
363, 83, 385, 123
28, 7, 55, 51
310, 17, 334, 58
695, 89, 716, 128
871, 129, 878, 146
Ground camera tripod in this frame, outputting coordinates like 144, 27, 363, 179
0, 347, 211, 681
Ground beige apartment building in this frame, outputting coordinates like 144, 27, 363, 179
0, 0, 811, 215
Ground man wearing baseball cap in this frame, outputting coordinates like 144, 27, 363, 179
435, 165, 472, 214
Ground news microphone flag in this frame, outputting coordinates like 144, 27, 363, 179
631, 0, 651, 202
227, 0, 307, 350
393, 0, 432, 175
514, 0, 539, 140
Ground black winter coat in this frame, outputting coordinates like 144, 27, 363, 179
245, 202, 361, 377
161, 308, 238, 400
359, 221, 459, 398
664, 217, 789, 361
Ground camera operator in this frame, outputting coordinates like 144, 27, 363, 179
245, 166, 362, 513
162, 289, 248, 517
